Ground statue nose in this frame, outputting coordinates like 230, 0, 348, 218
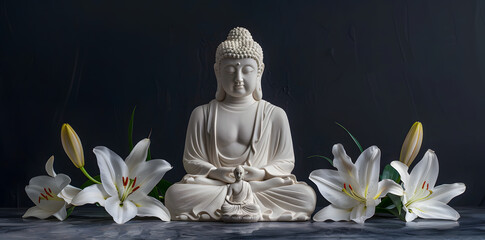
235, 73, 243, 83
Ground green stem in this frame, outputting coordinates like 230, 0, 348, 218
80, 167, 101, 184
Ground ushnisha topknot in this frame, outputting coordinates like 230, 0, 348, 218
215, 27, 264, 76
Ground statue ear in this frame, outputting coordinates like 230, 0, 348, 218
214, 63, 219, 78
253, 63, 264, 101
214, 63, 225, 101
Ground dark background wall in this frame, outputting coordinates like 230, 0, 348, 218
1, 0, 484, 208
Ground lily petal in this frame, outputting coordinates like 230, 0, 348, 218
405, 210, 418, 222
332, 144, 360, 194
125, 138, 150, 170
105, 196, 137, 224
52, 204, 68, 221
94, 146, 128, 197
375, 179, 404, 199
355, 146, 380, 197
53, 174, 71, 193
410, 200, 460, 221
22, 206, 55, 219
135, 196, 171, 221
128, 159, 173, 197
26, 175, 70, 202
59, 185, 82, 205
313, 205, 351, 222
428, 183, 466, 204
309, 169, 359, 209
45, 156, 56, 177
71, 184, 109, 207
390, 161, 410, 187
350, 202, 375, 224
408, 150, 439, 194
26, 184, 65, 212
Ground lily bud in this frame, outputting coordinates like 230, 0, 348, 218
399, 122, 423, 167
61, 123, 85, 168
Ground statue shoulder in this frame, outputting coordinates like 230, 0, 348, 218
187, 100, 219, 129
190, 105, 206, 121
261, 101, 290, 126
188, 101, 214, 125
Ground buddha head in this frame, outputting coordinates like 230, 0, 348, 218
234, 165, 245, 181
214, 27, 264, 101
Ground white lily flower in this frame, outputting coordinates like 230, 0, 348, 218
61, 123, 84, 168
399, 122, 423, 167
23, 174, 71, 220
391, 150, 466, 222
71, 138, 172, 224
45, 156, 81, 205
309, 144, 403, 223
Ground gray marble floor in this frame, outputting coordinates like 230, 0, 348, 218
1, 207, 484, 239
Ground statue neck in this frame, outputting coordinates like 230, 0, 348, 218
223, 95, 256, 107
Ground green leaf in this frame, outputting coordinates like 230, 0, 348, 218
146, 147, 151, 161
375, 207, 406, 221
158, 180, 173, 201
388, 193, 403, 215
158, 180, 173, 196
66, 206, 75, 218
307, 155, 333, 166
147, 179, 173, 202
376, 195, 393, 209
375, 193, 405, 221
335, 122, 363, 153
128, 106, 137, 152
149, 184, 160, 200
380, 164, 401, 183
80, 175, 101, 189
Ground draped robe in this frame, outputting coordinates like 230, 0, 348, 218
165, 100, 316, 221
222, 181, 260, 219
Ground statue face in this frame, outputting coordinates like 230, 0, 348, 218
216, 58, 259, 99
234, 167, 244, 180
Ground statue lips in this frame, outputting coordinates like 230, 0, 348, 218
234, 81, 245, 89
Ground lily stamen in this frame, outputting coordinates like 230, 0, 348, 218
40, 193, 48, 200
405, 181, 433, 208
44, 188, 53, 198
119, 176, 142, 203
38, 188, 63, 203
342, 183, 366, 203
132, 177, 137, 188
122, 177, 128, 187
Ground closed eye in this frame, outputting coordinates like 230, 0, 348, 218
224, 66, 236, 74
242, 65, 254, 74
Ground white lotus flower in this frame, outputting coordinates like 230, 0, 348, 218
309, 144, 403, 223
45, 156, 81, 205
23, 174, 71, 220
71, 138, 172, 224
391, 150, 466, 222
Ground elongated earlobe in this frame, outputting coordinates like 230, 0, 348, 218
253, 63, 264, 101
216, 81, 226, 101
214, 63, 225, 101
253, 80, 262, 101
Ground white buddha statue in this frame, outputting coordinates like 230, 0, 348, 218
221, 165, 261, 222
165, 27, 316, 221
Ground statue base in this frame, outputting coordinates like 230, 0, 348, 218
221, 213, 260, 223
